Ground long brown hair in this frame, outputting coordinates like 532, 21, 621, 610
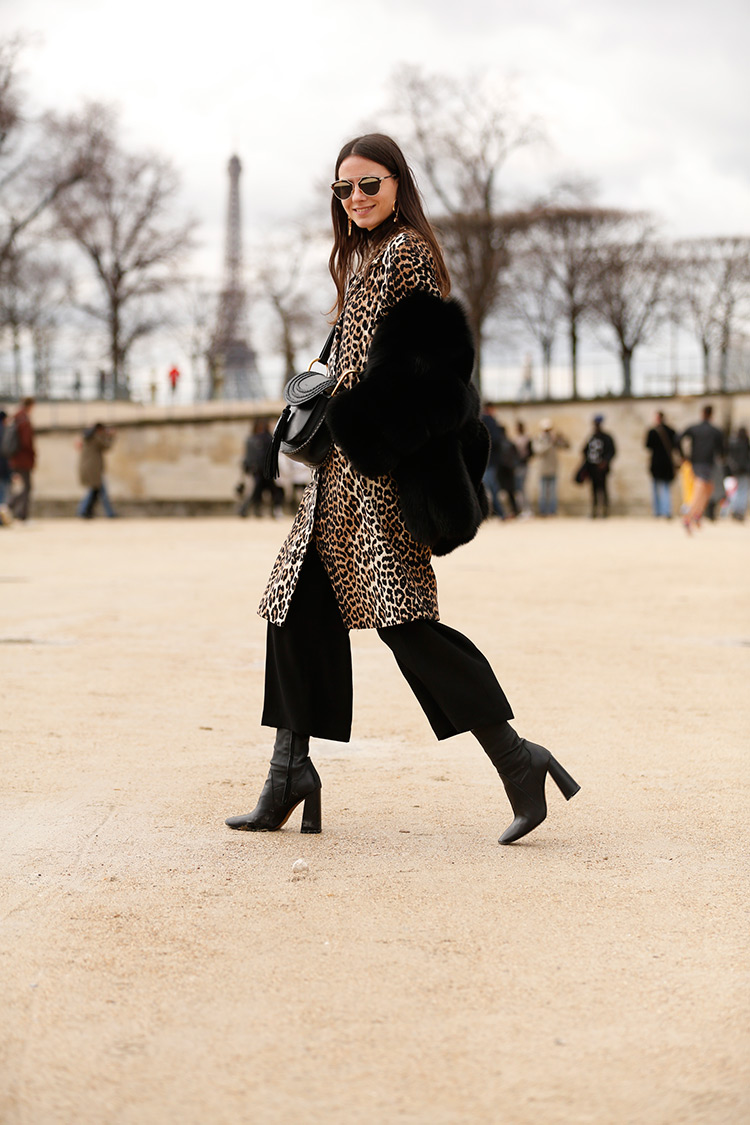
328, 133, 450, 317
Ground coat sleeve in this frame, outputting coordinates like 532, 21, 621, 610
327, 290, 476, 479
379, 234, 441, 311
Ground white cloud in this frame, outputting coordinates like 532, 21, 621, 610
7, 0, 749, 251
3, 0, 749, 398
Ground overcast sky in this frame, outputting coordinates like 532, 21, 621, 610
3, 0, 749, 398
6, 0, 750, 277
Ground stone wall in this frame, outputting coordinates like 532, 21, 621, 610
7, 392, 749, 517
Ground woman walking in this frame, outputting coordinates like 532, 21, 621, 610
225, 134, 580, 845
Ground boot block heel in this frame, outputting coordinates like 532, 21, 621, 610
547, 755, 581, 801
300, 788, 322, 834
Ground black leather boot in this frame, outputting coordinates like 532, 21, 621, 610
225, 729, 322, 832
473, 721, 580, 844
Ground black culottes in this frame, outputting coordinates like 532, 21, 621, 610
262, 548, 513, 742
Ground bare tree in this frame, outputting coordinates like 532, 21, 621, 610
249, 228, 323, 386
504, 240, 562, 398
670, 237, 750, 392
589, 217, 669, 396
0, 240, 73, 396
387, 65, 539, 391
0, 38, 104, 274
165, 278, 217, 401
520, 204, 635, 398
54, 107, 197, 398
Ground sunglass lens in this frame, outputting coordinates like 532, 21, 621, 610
332, 181, 352, 200
359, 177, 381, 196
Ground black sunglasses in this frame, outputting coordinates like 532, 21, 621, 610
331, 174, 396, 201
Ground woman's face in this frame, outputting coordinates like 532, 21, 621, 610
336, 155, 398, 233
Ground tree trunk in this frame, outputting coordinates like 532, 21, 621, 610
33, 326, 50, 399
281, 319, 296, 382
110, 299, 129, 399
701, 337, 711, 393
569, 320, 579, 400
12, 320, 22, 398
542, 337, 553, 399
110, 299, 121, 398
621, 348, 633, 396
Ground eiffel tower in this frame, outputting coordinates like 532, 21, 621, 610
208, 155, 262, 399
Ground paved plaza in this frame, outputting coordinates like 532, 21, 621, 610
1, 516, 748, 1124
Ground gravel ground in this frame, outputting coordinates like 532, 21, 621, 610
1, 516, 748, 1125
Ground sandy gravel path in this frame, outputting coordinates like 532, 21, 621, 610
1, 516, 748, 1124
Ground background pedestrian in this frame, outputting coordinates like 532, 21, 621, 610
513, 420, 533, 517
480, 404, 506, 519
645, 410, 680, 518
582, 413, 616, 518
238, 419, 284, 518
77, 423, 116, 518
727, 424, 749, 522
679, 404, 724, 533
534, 419, 569, 517
0, 409, 12, 525
8, 396, 36, 522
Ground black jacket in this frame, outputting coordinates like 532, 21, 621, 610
646, 423, 678, 481
680, 420, 724, 465
327, 291, 489, 556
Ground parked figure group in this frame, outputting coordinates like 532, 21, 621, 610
77, 423, 116, 518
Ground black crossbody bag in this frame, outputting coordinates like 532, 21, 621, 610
266, 325, 347, 478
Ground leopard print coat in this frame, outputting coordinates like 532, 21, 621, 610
258, 229, 441, 630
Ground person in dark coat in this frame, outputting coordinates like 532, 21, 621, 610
582, 413, 616, 518
495, 421, 520, 518
238, 420, 284, 518
8, 397, 35, 522
224, 133, 580, 846
645, 411, 680, 519
480, 404, 506, 518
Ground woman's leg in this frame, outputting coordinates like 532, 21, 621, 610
600, 472, 610, 516
80, 487, 99, 519
588, 473, 598, 517
226, 548, 350, 832
549, 475, 558, 515
225, 728, 322, 833
482, 466, 505, 518
660, 480, 672, 518
100, 480, 116, 518
76, 489, 92, 517
377, 619, 512, 739
378, 620, 580, 843
262, 547, 353, 742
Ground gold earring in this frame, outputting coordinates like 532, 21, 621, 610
392, 200, 399, 224
348, 215, 352, 236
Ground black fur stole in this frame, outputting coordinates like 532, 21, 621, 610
326, 291, 490, 555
